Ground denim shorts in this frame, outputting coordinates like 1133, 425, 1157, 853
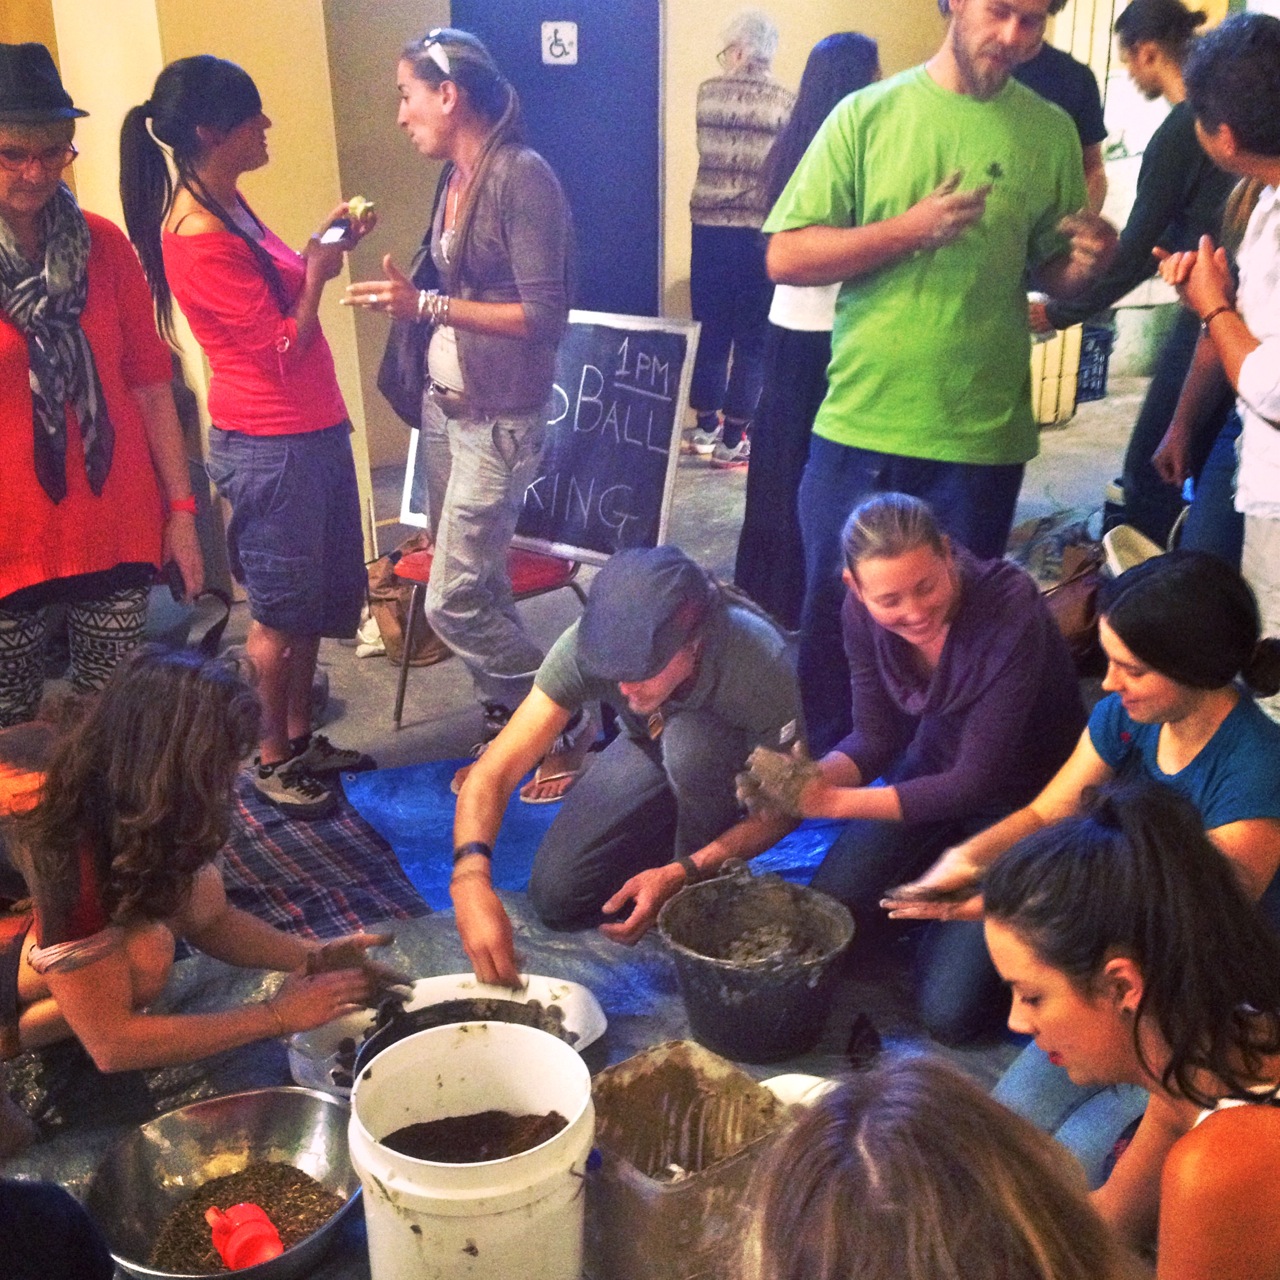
206, 422, 365, 638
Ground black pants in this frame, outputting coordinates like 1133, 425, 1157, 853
689, 225, 772, 422
734, 324, 831, 629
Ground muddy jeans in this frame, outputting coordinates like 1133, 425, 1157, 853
415, 394, 548, 708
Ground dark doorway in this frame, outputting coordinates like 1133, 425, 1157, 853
451, 0, 662, 316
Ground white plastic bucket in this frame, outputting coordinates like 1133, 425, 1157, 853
348, 1021, 594, 1280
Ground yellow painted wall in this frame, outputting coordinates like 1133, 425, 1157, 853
323, 0, 449, 473
0, 0, 57, 50
663, 1, 948, 314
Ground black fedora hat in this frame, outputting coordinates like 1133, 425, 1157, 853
0, 43, 88, 123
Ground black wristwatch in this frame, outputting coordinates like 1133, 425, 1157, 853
674, 854, 702, 885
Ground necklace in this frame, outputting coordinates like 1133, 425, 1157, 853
439, 172, 461, 265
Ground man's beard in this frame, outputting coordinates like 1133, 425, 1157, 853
954, 34, 1015, 99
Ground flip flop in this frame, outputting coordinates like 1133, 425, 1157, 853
519, 710, 595, 805
519, 764, 582, 805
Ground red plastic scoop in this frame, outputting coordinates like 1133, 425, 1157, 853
204, 1203, 285, 1269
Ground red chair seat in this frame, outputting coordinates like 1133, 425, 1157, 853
390, 545, 585, 728
394, 546, 580, 594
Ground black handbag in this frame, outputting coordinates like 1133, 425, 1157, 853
376, 169, 450, 429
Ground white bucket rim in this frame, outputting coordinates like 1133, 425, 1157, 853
351, 1020, 592, 1169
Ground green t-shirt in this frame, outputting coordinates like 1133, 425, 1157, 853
763, 67, 1086, 465
535, 600, 802, 753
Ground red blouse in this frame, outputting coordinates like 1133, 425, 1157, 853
0, 213, 172, 602
162, 216, 347, 436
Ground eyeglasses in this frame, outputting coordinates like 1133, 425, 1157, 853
422, 30, 451, 76
0, 142, 78, 174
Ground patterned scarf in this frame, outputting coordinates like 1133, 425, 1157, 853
0, 182, 114, 503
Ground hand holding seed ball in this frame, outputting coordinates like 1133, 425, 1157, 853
737, 744, 826, 819
305, 931, 413, 996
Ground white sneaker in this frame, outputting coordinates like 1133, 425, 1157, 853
689, 424, 722, 456
710, 437, 750, 469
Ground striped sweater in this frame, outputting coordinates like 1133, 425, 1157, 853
690, 69, 795, 229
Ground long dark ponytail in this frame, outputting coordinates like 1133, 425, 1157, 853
120, 55, 289, 341
400, 28, 524, 284
984, 782, 1280, 1108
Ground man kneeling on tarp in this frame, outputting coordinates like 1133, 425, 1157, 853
450, 545, 802, 985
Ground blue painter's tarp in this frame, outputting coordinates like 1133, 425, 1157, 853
342, 759, 841, 910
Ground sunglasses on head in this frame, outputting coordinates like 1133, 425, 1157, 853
422, 30, 451, 76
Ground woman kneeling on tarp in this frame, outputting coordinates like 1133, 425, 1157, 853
0, 648, 400, 1136
740, 491, 1084, 1044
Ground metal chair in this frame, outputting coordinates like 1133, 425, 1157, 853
392, 546, 587, 728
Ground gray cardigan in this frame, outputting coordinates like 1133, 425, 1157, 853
431, 144, 572, 414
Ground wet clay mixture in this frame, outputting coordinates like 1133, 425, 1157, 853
382, 1110, 568, 1162
715, 923, 825, 965
148, 1162, 345, 1273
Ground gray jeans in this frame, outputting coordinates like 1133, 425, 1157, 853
528, 711, 749, 929
417, 395, 548, 707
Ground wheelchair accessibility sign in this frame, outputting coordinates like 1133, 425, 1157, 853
541, 21, 578, 65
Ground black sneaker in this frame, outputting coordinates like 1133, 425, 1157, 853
469, 701, 513, 756
254, 758, 336, 818
291, 733, 376, 776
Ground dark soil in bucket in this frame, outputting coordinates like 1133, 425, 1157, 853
352, 999, 577, 1083
148, 1162, 345, 1272
381, 1110, 568, 1163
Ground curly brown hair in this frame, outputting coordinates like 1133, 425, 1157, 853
18, 646, 260, 924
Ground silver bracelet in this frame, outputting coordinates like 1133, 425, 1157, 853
416, 289, 429, 322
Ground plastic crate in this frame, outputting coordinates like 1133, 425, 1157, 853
1076, 322, 1115, 404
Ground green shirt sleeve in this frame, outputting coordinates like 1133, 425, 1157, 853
533, 621, 620, 713
1027, 104, 1089, 270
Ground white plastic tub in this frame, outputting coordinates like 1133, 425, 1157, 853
348, 1021, 594, 1280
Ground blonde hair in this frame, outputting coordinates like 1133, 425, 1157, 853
840, 492, 948, 574
743, 1057, 1140, 1280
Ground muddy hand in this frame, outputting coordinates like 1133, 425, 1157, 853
307, 932, 413, 993
740, 744, 823, 819
1058, 209, 1118, 274
904, 171, 991, 251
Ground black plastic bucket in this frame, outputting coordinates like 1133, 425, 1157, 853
656, 864, 854, 1063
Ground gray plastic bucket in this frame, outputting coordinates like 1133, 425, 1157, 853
657, 864, 854, 1063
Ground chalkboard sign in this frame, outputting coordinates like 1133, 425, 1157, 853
399, 310, 698, 565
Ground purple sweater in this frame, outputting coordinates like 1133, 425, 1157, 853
835, 549, 1085, 826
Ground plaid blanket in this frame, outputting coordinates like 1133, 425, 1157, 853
219, 772, 429, 939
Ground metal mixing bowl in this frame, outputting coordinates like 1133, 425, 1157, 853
83, 1086, 360, 1280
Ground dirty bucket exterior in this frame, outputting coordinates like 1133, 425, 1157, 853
585, 1040, 786, 1280
657, 866, 854, 1062
348, 1021, 594, 1280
